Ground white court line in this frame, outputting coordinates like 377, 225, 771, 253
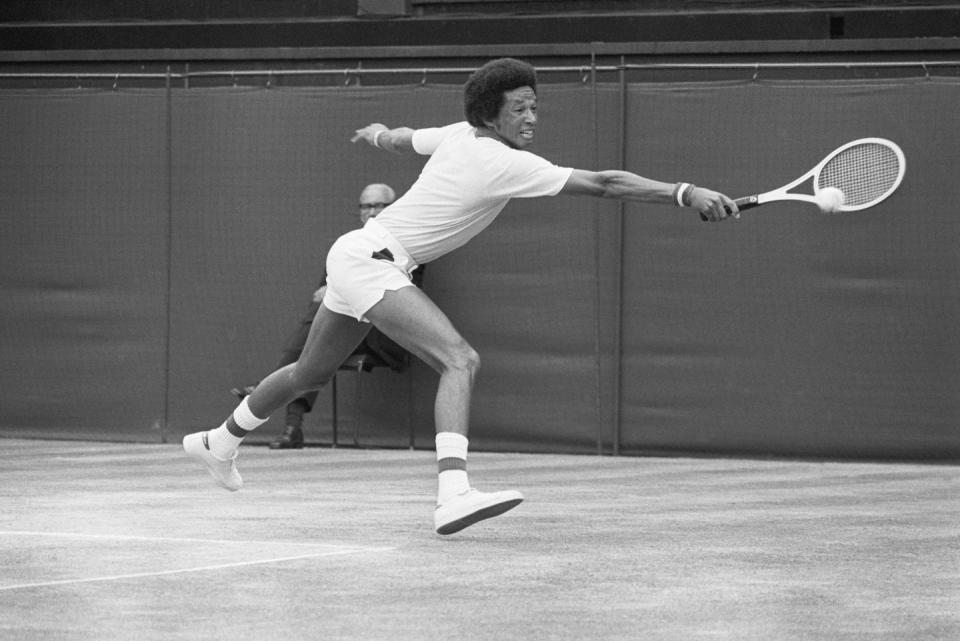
0, 529, 367, 548
0, 530, 394, 592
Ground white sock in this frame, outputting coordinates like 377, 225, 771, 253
436, 432, 470, 504
207, 398, 267, 459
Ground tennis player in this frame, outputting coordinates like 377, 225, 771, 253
184, 57, 738, 535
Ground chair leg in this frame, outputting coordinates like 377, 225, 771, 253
352, 366, 362, 447
331, 375, 338, 448
407, 367, 415, 450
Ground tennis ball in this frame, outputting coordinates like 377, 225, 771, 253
816, 187, 845, 214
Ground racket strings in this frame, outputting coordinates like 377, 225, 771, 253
817, 143, 901, 207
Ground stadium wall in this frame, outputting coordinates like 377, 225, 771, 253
0, 74, 957, 459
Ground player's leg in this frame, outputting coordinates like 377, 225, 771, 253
261, 321, 315, 449
246, 307, 369, 416
183, 305, 370, 490
364, 286, 476, 436
364, 287, 523, 535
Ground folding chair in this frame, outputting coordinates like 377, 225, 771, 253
329, 352, 415, 448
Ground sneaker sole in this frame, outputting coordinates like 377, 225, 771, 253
435, 497, 524, 535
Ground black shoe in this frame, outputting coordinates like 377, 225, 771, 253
230, 385, 257, 401
269, 425, 304, 450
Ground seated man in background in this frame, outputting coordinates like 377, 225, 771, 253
232, 182, 425, 449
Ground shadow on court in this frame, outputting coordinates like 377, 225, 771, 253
1, 439, 957, 641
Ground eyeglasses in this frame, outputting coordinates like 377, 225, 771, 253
358, 202, 390, 211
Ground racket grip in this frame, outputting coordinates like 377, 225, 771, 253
699, 195, 760, 221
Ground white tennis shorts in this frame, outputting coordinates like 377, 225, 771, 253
323, 218, 419, 322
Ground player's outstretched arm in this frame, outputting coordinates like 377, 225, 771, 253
561, 169, 738, 222
351, 123, 416, 154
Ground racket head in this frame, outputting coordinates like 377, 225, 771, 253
814, 138, 905, 212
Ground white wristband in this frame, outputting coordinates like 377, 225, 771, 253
372, 129, 386, 149
675, 182, 690, 207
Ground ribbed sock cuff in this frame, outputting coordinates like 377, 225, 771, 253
435, 432, 468, 460
233, 397, 268, 432
436, 433, 470, 503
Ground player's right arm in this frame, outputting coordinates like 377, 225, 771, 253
561, 169, 738, 221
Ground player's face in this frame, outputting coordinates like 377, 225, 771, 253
485, 86, 537, 149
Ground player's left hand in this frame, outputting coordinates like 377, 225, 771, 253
350, 123, 388, 145
691, 187, 739, 222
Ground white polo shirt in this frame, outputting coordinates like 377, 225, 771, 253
372, 121, 573, 265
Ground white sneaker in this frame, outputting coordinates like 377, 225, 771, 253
182, 431, 242, 492
434, 488, 524, 535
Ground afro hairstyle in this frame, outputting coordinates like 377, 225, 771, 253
463, 58, 537, 128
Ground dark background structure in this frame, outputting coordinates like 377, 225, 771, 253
1, 1, 958, 460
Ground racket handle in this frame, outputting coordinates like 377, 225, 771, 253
699, 195, 760, 221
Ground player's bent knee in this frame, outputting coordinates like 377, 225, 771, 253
445, 344, 480, 376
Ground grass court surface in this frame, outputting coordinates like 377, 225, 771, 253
1, 439, 957, 640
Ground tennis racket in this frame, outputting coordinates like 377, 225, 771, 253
703, 137, 905, 220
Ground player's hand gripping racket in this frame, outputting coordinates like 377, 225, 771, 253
703, 137, 905, 220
